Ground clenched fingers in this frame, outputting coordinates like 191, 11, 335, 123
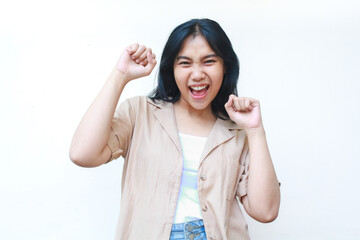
226, 95, 258, 112
143, 51, 157, 74
127, 44, 156, 66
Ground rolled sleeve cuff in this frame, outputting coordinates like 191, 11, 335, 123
238, 176, 248, 197
106, 130, 123, 163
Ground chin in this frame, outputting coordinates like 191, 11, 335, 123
190, 102, 211, 111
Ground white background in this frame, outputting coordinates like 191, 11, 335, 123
1, 0, 359, 239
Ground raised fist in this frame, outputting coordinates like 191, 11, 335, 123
116, 43, 157, 82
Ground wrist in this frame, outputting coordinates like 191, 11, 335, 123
104, 67, 130, 93
111, 66, 131, 84
244, 124, 265, 137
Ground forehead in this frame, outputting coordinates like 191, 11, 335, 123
177, 35, 215, 57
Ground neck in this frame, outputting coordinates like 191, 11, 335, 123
173, 101, 217, 137
174, 99, 215, 121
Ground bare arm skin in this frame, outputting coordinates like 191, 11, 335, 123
69, 44, 157, 167
225, 95, 281, 222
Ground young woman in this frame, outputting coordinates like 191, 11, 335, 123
70, 18, 280, 240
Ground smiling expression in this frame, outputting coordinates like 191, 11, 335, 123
173, 35, 225, 114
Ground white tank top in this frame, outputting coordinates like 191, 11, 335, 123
173, 132, 207, 223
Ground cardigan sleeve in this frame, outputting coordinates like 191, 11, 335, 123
106, 97, 137, 163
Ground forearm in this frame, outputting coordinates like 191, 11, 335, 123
244, 125, 280, 222
69, 67, 128, 166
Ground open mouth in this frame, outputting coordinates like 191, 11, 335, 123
189, 85, 209, 99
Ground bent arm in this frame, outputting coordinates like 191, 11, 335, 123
69, 68, 127, 167
241, 126, 280, 223
69, 44, 157, 167
225, 96, 280, 222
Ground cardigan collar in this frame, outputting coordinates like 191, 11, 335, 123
147, 97, 242, 162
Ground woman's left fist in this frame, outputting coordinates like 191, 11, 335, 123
224, 94, 263, 130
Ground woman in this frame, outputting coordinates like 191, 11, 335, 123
70, 18, 280, 240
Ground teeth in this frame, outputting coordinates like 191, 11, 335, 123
190, 85, 207, 91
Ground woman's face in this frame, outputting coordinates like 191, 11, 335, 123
173, 35, 225, 113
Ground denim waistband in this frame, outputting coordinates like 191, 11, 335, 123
170, 219, 207, 240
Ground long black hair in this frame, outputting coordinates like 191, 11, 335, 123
149, 18, 239, 119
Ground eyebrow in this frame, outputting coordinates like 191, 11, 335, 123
176, 54, 218, 61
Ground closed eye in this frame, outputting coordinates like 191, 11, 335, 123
179, 61, 191, 65
204, 59, 216, 64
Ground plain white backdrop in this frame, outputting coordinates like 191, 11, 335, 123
1, 0, 359, 239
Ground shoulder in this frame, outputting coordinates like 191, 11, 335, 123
216, 118, 248, 142
217, 117, 242, 131
122, 96, 161, 106
126, 96, 173, 110
119, 96, 152, 109
121, 95, 147, 105
118, 96, 171, 114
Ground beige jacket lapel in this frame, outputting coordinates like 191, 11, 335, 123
147, 98, 242, 162
148, 98, 182, 153
200, 118, 242, 163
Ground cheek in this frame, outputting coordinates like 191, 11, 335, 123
174, 69, 189, 85
212, 71, 224, 87
174, 75, 186, 92
173, 68, 181, 80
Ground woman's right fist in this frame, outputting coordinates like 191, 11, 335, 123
116, 43, 157, 82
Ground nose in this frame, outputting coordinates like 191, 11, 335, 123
190, 65, 205, 81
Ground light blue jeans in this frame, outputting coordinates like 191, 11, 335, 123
169, 219, 207, 240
